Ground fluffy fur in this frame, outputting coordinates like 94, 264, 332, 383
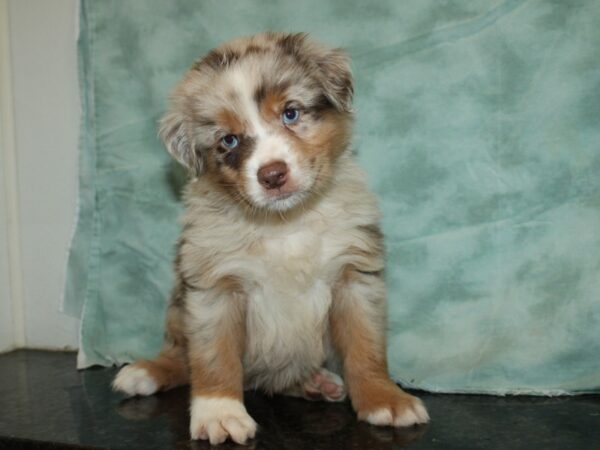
112, 32, 429, 445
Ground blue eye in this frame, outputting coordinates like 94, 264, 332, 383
221, 134, 239, 149
282, 108, 300, 125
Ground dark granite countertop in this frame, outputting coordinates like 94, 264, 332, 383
0, 350, 598, 449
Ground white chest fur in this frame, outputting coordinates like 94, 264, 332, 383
242, 227, 335, 392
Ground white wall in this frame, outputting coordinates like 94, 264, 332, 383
0, 96, 14, 352
0, 0, 18, 352
0, 154, 13, 352
0, 130, 13, 351
1, 0, 80, 350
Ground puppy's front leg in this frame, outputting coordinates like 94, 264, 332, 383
185, 287, 256, 444
331, 267, 430, 427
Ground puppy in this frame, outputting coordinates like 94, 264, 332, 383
113, 32, 429, 445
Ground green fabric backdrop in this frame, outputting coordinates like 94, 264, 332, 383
66, 0, 600, 394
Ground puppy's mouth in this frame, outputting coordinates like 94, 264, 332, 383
268, 191, 294, 200
261, 186, 309, 211
263, 186, 298, 200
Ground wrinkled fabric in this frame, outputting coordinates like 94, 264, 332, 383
66, 0, 600, 394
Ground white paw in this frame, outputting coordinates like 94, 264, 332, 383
190, 396, 257, 445
112, 366, 158, 396
304, 368, 347, 402
366, 408, 394, 426
365, 397, 430, 427
394, 399, 429, 426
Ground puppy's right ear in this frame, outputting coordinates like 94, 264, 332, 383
159, 110, 203, 177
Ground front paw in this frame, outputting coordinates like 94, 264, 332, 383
357, 384, 429, 427
190, 396, 257, 445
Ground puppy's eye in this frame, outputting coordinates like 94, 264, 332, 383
282, 108, 300, 125
221, 134, 239, 149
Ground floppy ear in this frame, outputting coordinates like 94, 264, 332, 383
316, 48, 354, 113
158, 110, 203, 177
279, 33, 354, 113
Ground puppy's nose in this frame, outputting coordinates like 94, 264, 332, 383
257, 161, 288, 190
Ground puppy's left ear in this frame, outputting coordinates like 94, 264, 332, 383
159, 109, 203, 177
316, 48, 354, 113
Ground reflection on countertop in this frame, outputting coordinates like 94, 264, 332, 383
0, 350, 598, 449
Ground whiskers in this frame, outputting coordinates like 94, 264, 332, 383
212, 170, 338, 226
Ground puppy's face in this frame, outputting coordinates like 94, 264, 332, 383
160, 32, 353, 211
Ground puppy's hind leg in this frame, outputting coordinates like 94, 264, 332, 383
113, 303, 189, 396
112, 345, 188, 396
305, 368, 347, 402
284, 368, 347, 402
